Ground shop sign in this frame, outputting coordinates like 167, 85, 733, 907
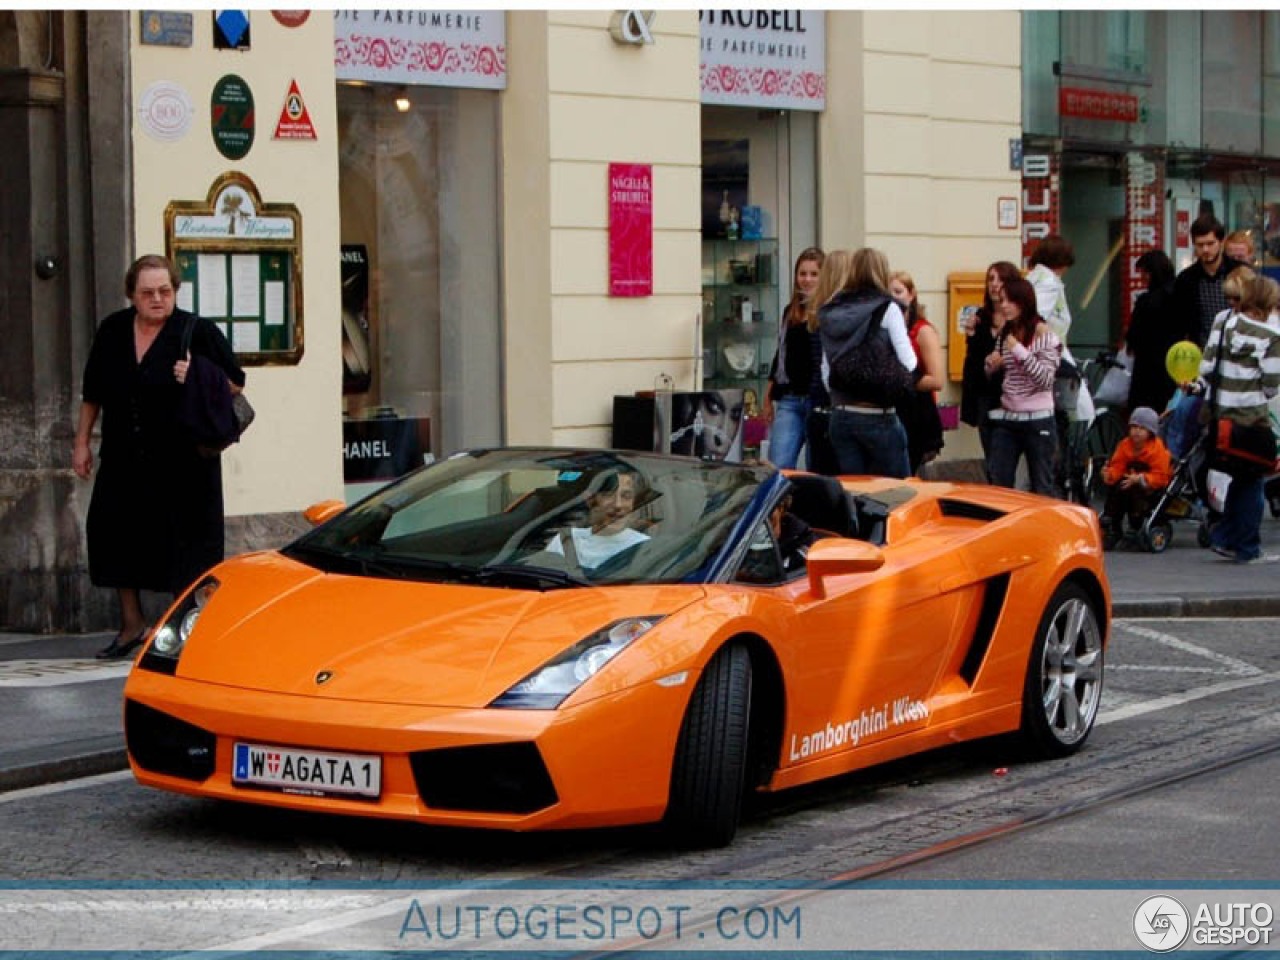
608, 162, 653, 298
172, 180, 294, 242
213, 9, 251, 50
273, 79, 317, 140
340, 245, 372, 395
1124, 152, 1164, 329
272, 10, 310, 28
138, 81, 194, 143
140, 11, 193, 47
333, 10, 506, 90
699, 10, 825, 112
342, 417, 432, 485
1021, 152, 1060, 268
211, 74, 255, 160
1059, 86, 1139, 124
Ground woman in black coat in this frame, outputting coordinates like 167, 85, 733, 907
961, 261, 1020, 462
73, 255, 245, 658
1125, 249, 1179, 415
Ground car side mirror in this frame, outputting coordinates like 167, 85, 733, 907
303, 499, 346, 527
807, 538, 885, 599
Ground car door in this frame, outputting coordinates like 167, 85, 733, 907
778, 527, 975, 768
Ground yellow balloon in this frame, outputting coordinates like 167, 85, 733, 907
1165, 340, 1202, 385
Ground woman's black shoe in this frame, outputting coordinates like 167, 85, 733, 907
96, 628, 147, 660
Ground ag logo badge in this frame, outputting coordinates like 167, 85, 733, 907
1134, 895, 1190, 952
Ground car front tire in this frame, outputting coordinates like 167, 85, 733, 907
666, 644, 752, 848
1019, 581, 1104, 757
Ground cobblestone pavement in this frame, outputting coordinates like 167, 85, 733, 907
2, 618, 1278, 888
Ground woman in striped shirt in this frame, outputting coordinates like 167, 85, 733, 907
1197, 272, 1280, 563
984, 277, 1063, 496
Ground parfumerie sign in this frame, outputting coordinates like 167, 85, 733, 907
333, 9, 506, 90
700, 10, 825, 111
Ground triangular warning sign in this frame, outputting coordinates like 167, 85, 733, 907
273, 79, 316, 140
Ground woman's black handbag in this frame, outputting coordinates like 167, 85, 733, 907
179, 315, 254, 455
828, 305, 916, 406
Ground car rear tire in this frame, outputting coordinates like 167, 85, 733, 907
666, 644, 752, 848
1019, 582, 1103, 758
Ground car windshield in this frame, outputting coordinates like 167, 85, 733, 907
284, 449, 771, 587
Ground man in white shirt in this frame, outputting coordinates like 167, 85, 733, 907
547, 469, 650, 570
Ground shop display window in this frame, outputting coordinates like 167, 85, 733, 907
336, 83, 501, 462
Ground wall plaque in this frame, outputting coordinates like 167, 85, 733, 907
140, 11, 194, 47
211, 74, 255, 160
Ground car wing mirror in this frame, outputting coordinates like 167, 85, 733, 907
806, 537, 885, 599
303, 499, 346, 527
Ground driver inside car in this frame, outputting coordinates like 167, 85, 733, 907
545, 468, 651, 570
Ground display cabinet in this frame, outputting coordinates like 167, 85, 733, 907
700, 237, 781, 404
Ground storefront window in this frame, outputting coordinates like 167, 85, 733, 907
1263, 13, 1280, 159
336, 83, 502, 461
699, 106, 817, 424
1202, 11, 1262, 155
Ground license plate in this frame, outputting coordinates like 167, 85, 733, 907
232, 743, 381, 799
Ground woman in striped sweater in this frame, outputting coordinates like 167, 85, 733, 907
984, 277, 1063, 496
1197, 272, 1280, 564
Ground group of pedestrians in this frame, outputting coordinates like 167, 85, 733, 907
761, 246, 945, 480
762, 222, 1278, 567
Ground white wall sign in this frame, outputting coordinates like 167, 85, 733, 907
333, 10, 506, 90
699, 10, 825, 111
137, 81, 194, 143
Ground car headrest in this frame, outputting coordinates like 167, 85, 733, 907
786, 474, 858, 540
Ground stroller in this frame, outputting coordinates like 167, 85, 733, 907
1130, 408, 1219, 553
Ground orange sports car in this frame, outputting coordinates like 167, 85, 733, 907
124, 448, 1109, 846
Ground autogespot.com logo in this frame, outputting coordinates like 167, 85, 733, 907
1134, 895, 1191, 952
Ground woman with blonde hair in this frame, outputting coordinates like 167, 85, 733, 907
810, 248, 918, 478
889, 269, 945, 474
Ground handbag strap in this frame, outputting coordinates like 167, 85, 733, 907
1209, 312, 1243, 423
178, 312, 196, 358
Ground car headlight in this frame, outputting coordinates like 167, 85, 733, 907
139, 576, 220, 675
490, 617, 664, 709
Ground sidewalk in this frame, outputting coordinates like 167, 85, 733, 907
1, 521, 1276, 795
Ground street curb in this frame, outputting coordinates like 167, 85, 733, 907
1113, 595, 1280, 619
0, 747, 128, 794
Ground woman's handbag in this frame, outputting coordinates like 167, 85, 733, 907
179, 315, 254, 455
1214, 417, 1278, 476
828, 304, 916, 406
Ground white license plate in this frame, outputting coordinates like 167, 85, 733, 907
232, 743, 381, 799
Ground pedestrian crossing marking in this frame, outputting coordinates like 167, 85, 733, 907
0, 659, 131, 687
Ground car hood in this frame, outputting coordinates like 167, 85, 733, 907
172, 551, 704, 708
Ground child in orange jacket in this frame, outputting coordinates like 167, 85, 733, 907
1101, 406, 1173, 549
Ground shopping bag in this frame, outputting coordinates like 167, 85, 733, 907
1206, 468, 1232, 513
1093, 363, 1132, 409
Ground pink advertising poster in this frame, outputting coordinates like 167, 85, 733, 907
609, 163, 653, 297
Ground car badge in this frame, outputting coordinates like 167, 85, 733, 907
315, 670, 334, 685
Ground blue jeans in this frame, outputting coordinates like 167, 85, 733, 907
767, 395, 810, 469
1211, 470, 1264, 561
988, 417, 1059, 497
829, 409, 910, 478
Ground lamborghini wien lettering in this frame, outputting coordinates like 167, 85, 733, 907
789, 696, 929, 761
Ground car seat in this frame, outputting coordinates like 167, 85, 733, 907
786, 475, 859, 540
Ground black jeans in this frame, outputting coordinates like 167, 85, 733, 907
988, 417, 1058, 497
804, 409, 839, 476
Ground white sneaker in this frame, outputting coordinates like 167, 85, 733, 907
1239, 553, 1280, 565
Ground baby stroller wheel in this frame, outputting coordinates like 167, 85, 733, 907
1197, 521, 1213, 549
1143, 521, 1173, 554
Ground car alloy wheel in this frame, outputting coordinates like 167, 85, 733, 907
1020, 582, 1103, 757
